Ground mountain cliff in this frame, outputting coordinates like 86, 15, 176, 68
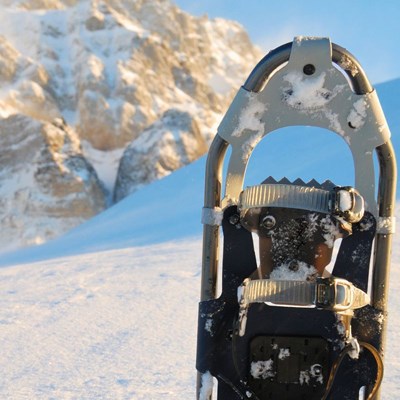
0, 0, 261, 250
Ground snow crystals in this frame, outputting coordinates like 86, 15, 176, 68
204, 318, 213, 336
201, 207, 224, 226
299, 370, 311, 385
250, 359, 275, 379
377, 216, 396, 234
270, 261, 317, 281
325, 109, 347, 138
282, 71, 344, 111
231, 93, 266, 162
338, 54, 359, 78
199, 371, 214, 400
278, 347, 290, 360
347, 337, 361, 360
232, 93, 266, 138
320, 216, 340, 248
335, 317, 346, 337
338, 190, 352, 212
347, 98, 367, 130
282, 71, 349, 139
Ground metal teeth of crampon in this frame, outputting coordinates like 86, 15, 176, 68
262, 176, 336, 190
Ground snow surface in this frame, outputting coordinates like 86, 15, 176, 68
81, 142, 124, 201
0, 240, 201, 399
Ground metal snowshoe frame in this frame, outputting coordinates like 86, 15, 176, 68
197, 37, 396, 399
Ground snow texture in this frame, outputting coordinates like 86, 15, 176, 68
320, 216, 341, 248
199, 371, 213, 400
0, 240, 201, 399
282, 71, 348, 139
299, 370, 311, 385
325, 109, 347, 137
204, 319, 214, 336
250, 359, 275, 379
231, 93, 266, 162
278, 348, 290, 360
270, 261, 317, 281
282, 71, 344, 110
310, 364, 324, 384
201, 207, 224, 226
232, 93, 266, 138
347, 337, 361, 360
338, 190, 353, 211
338, 55, 360, 78
347, 98, 367, 130
377, 216, 396, 234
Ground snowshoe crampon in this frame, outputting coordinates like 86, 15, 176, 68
196, 37, 397, 400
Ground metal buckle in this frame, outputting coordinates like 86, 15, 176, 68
331, 186, 365, 224
315, 278, 354, 312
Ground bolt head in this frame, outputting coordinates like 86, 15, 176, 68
303, 64, 316, 75
311, 364, 323, 376
261, 215, 276, 229
229, 214, 240, 225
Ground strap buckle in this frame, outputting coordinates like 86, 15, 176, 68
331, 186, 365, 224
315, 277, 369, 312
237, 277, 370, 336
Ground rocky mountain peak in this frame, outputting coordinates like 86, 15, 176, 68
0, 0, 261, 250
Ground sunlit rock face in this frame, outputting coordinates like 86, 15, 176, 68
0, 116, 106, 250
114, 109, 208, 202
0, 0, 261, 249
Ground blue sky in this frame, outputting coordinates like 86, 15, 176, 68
173, 0, 400, 84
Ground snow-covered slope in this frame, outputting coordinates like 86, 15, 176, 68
0, 240, 201, 399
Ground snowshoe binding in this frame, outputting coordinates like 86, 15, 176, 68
196, 37, 397, 400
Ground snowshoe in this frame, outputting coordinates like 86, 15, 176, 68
196, 37, 397, 400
